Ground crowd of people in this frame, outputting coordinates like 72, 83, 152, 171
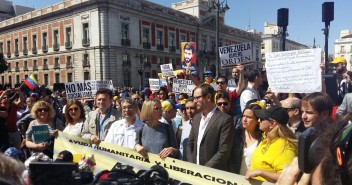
0, 56, 352, 185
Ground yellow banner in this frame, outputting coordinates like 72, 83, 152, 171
54, 132, 272, 185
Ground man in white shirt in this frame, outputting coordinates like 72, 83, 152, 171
105, 98, 143, 149
160, 100, 178, 133
240, 69, 263, 111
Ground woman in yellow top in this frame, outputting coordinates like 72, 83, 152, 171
245, 105, 297, 183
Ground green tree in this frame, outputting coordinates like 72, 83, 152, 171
0, 53, 8, 74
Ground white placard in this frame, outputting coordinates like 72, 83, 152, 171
65, 80, 114, 99
160, 63, 174, 77
266, 48, 322, 93
172, 78, 194, 94
219, 42, 252, 68
149, 79, 160, 91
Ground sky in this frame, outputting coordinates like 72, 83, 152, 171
9, 0, 352, 54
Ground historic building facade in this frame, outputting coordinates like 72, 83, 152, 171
0, 0, 261, 88
335, 30, 352, 71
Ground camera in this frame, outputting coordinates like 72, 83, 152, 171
298, 127, 324, 173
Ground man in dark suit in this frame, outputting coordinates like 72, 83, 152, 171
186, 84, 234, 172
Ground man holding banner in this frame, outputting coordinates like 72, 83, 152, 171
81, 88, 122, 144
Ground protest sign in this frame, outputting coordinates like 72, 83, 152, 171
161, 64, 174, 77
54, 132, 272, 185
149, 79, 160, 91
158, 69, 183, 79
181, 42, 197, 70
266, 48, 322, 93
219, 42, 252, 68
65, 80, 114, 99
172, 78, 194, 94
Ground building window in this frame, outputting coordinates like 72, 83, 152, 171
82, 23, 90, 46
67, 73, 73, 82
16, 75, 20, 84
180, 34, 186, 43
7, 40, 11, 52
25, 74, 28, 79
67, 56, 72, 67
0, 42, 3, 53
144, 72, 150, 86
156, 30, 163, 46
14, 39, 19, 54
143, 28, 150, 43
53, 30, 59, 45
202, 38, 207, 51
42, 32, 48, 46
55, 73, 60, 83
65, 27, 72, 48
121, 23, 129, 40
341, 46, 345, 53
54, 57, 60, 68
23, 37, 28, 50
43, 59, 48, 69
8, 76, 12, 85
32, 35, 37, 53
169, 32, 175, 48
190, 36, 195, 42
84, 72, 90, 80
44, 74, 49, 86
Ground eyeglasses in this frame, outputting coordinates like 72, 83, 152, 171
133, 98, 140, 100
216, 81, 226, 85
122, 106, 134, 110
37, 108, 49, 113
68, 107, 79, 112
216, 102, 229, 106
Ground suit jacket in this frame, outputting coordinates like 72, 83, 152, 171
81, 108, 122, 141
186, 108, 234, 171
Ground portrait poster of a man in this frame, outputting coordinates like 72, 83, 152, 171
181, 42, 196, 70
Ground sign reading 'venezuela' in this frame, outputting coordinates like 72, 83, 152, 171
219, 42, 252, 68
65, 80, 114, 99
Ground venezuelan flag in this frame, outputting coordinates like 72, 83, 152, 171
24, 74, 39, 90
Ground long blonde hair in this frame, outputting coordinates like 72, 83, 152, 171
263, 123, 298, 153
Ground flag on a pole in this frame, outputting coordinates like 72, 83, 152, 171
24, 74, 39, 90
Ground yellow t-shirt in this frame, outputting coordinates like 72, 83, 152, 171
249, 135, 297, 182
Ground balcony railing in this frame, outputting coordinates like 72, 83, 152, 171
23, 48, 28, 55
65, 41, 72, 49
15, 67, 20, 72
169, 46, 176, 52
157, 44, 164, 51
53, 43, 60, 51
66, 62, 73, 69
54, 63, 60, 69
15, 49, 19, 56
82, 60, 90, 67
24, 66, 28, 71
32, 46, 37, 54
6, 51, 11, 58
143, 42, 151, 49
43, 64, 49, 70
82, 38, 90, 47
121, 39, 131, 46
33, 65, 38, 71
42, 45, 48, 53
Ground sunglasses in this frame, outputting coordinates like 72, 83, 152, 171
216, 81, 225, 85
217, 102, 229, 106
68, 107, 79, 112
133, 98, 140, 100
37, 108, 49, 113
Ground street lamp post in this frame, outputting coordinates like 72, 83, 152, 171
137, 55, 144, 91
208, 0, 229, 77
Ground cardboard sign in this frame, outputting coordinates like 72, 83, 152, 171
219, 42, 252, 68
32, 125, 50, 144
172, 78, 194, 94
149, 79, 161, 91
65, 80, 114, 99
266, 48, 322, 93
161, 64, 174, 77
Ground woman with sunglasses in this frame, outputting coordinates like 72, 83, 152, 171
245, 105, 297, 183
230, 102, 263, 175
25, 101, 64, 158
63, 99, 86, 136
135, 99, 179, 159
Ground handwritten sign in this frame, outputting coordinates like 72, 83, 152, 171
219, 42, 252, 68
160, 64, 174, 77
172, 78, 194, 94
65, 80, 114, 99
149, 79, 160, 91
266, 48, 322, 93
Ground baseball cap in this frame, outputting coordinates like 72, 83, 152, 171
4, 147, 25, 162
254, 105, 289, 125
191, 70, 198, 76
330, 56, 346, 64
113, 96, 118, 101
161, 99, 180, 112
204, 71, 214, 77
177, 72, 185, 78
30, 92, 38, 97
